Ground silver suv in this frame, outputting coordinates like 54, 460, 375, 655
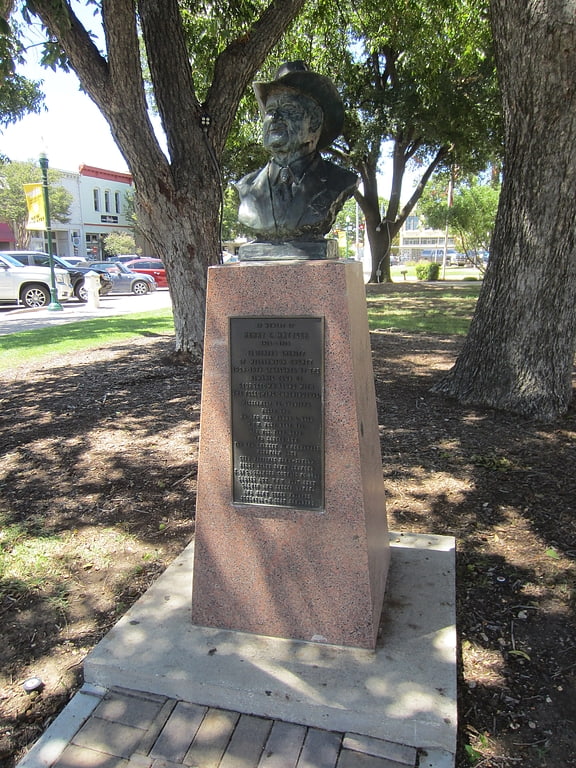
0, 252, 74, 308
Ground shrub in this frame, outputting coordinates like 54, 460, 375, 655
415, 261, 440, 281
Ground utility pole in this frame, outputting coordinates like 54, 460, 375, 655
39, 152, 63, 311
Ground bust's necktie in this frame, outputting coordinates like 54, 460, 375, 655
273, 166, 293, 219
278, 166, 294, 186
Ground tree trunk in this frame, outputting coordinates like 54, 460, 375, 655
432, 0, 576, 421
136, 168, 221, 354
356, 139, 446, 283
365, 223, 393, 283
355, 141, 397, 283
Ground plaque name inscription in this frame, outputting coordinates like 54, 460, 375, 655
230, 316, 324, 509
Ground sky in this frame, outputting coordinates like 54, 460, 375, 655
2, 64, 131, 175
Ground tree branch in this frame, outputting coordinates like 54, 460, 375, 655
27, 0, 167, 185
28, 0, 109, 91
398, 145, 449, 225
139, 0, 202, 169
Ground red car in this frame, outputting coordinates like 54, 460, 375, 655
125, 258, 168, 288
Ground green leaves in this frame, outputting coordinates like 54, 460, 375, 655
470, 453, 514, 471
0, 10, 46, 126
464, 743, 483, 764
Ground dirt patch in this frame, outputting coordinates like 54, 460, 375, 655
1, 327, 575, 768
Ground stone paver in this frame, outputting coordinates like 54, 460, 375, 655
182, 708, 239, 767
341, 736, 417, 766
297, 729, 341, 768
40, 687, 419, 768
259, 721, 307, 767
149, 702, 207, 763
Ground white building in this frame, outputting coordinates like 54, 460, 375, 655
28, 164, 134, 260
395, 214, 457, 263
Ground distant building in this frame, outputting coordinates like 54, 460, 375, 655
26, 164, 134, 260
395, 213, 457, 263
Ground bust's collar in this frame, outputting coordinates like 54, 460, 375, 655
270, 151, 320, 184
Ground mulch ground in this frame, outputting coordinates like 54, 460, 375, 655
0, 327, 575, 768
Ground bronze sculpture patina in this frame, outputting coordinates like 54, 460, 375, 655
236, 61, 358, 260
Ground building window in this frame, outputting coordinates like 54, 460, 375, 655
93, 188, 101, 212
114, 192, 121, 214
405, 215, 419, 231
104, 190, 111, 213
85, 233, 101, 258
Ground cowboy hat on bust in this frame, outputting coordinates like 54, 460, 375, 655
253, 60, 345, 150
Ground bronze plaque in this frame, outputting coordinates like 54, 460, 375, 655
230, 317, 324, 509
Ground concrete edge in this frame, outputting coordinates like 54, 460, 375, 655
15, 684, 106, 768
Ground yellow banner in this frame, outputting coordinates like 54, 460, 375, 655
23, 183, 46, 230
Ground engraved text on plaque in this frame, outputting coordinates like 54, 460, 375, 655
230, 316, 324, 509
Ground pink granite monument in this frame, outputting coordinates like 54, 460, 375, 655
191, 259, 389, 649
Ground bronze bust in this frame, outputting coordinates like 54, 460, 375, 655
236, 61, 358, 260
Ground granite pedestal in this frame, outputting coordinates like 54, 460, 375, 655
191, 259, 390, 649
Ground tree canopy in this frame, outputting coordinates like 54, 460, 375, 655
230, 0, 502, 281
341, 0, 501, 282
419, 173, 500, 268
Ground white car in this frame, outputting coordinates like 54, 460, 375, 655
0, 252, 74, 307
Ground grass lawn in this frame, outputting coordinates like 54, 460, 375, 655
0, 283, 481, 368
390, 264, 484, 282
0, 308, 175, 368
365, 281, 481, 335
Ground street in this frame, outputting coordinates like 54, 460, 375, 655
0, 290, 173, 336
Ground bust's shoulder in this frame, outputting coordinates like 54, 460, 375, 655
318, 158, 358, 187
235, 164, 269, 195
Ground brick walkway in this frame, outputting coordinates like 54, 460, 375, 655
49, 687, 420, 768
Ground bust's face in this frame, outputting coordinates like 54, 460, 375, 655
262, 91, 321, 158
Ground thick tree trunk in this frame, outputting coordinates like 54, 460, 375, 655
365, 224, 392, 283
136, 172, 221, 354
432, 1, 576, 421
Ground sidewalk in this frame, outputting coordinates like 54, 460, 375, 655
18, 684, 433, 768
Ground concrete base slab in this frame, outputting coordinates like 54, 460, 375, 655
84, 532, 456, 757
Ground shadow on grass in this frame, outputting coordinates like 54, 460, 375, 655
1, 321, 575, 768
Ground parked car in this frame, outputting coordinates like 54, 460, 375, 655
0, 252, 74, 307
61, 256, 89, 267
113, 254, 140, 263
125, 258, 168, 288
6, 251, 113, 302
78, 261, 156, 295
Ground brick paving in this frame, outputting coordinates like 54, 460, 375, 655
49, 687, 419, 768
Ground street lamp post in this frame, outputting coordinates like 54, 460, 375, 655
39, 152, 63, 311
